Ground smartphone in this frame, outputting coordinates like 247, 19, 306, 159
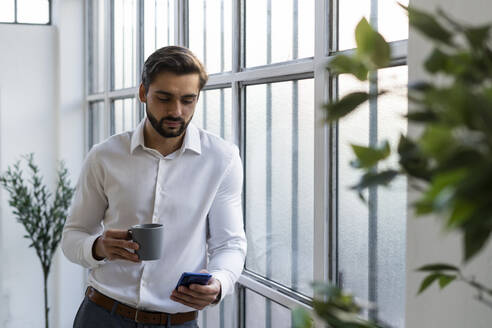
175, 272, 212, 290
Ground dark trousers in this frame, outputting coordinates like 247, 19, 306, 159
73, 295, 199, 328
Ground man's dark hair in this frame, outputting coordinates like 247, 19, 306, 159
141, 46, 208, 94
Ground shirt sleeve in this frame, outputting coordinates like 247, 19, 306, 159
207, 145, 247, 304
61, 147, 108, 269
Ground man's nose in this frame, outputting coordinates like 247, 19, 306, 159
167, 100, 183, 116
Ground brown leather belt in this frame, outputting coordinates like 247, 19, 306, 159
85, 286, 198, 325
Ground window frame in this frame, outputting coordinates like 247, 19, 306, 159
0, 0, 52, 25
84, 0, 409, 326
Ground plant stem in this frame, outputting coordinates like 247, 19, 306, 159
458, 273, 492, 309
43, 269, 49, 328
459, 274, 492, 296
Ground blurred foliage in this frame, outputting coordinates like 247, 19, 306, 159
328, 3, 492, 264
295, 4, 492, 328
293, 283, 386, 328
0, 153, 75, 328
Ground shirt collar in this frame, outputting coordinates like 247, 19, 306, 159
130, 118, 201, 156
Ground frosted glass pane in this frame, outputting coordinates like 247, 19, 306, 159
0, 0, 15, 22
338, 0, 370, 50
375, 66, 407, 327
113, 98, 137, 134
245, 289, 292, 328
189, 0, 232, 73
89, 0, 105, 94
89, 101, 105, 148
203, 299, 220, 326
337, 67, 407, 327
191, 88, 232, 142
113, 0, 137, 90
338, 0, 408, 50
245, 80, 314, 296
337, 75, 370, 302
198, 293, 237, 328
144, 0, 175, 62
17, 0, 49, 24
245, 0, 314, 67
378, 0, 409, 43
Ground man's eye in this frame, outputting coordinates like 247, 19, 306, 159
182, 99, 194, 104
157, 98, 170, 102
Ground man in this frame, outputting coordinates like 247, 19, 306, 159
62, 46, 247, 328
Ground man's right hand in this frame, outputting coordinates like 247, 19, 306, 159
92, 230, 140, 262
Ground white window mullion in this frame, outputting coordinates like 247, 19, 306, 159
104, 0, 112, 141
176, 0, 187, 46
84, 0, 90, 154
313, 0, 331, 296
231, 0, 241, 148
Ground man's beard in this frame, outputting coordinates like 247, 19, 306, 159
146, 107, 192, 138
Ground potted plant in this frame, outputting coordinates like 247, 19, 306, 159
294, 4, 492, 327
0, 154, 75, 328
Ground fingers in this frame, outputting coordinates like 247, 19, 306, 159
188, 284, 217, 295
104, 229, 132, 240
189, 278, 220, 295
170, 296, 205, 310
99, 229, 140, 263
176, 286, 216, 299
170, 289, 212, 310
171, 278, 220, 310
107, 247, 140, 262
106, 238, 139, 250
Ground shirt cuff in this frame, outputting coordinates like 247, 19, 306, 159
209, 271, 231, 306
83, 234, 107, 268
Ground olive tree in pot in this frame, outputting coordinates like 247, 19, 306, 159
294, 4, 492, 328
0, 154, 75, 328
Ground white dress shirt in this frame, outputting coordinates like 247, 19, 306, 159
61, 118, 247, 313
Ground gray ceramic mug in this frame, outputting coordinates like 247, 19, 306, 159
128, 223, 164, 261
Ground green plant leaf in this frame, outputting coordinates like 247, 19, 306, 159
418, 125, 454, 161
438, 274, 457, 289
416, 263, 459, 272
447, 200, 476, 229
425, 48, 450, 73
418, 273, 442, 294
350, 141, 391, 169
464, 226, 491, 261
405, 5, 453, 44
405, 110, 438, 123
325, 92, 370, 122
397, 135, 431, 181
415, 169, 468, 215
292, 308, 313, 328
329, 55, 369, 81
351, 170, 399, 192
464, 25, 491, 49
408, 81, 433, 92
355, 18, 390, 68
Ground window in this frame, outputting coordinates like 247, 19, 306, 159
85, 0, 408, 326
0, 0, 51, 25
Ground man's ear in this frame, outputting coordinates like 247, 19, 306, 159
138, 83, 147, 103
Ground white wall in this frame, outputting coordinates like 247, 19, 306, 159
0, 23, 58, 328
0, 0, 86, 327
406, 1, 492, 327
51, 0, 87, 327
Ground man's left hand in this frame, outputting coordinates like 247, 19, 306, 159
170, 270, 221, 310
